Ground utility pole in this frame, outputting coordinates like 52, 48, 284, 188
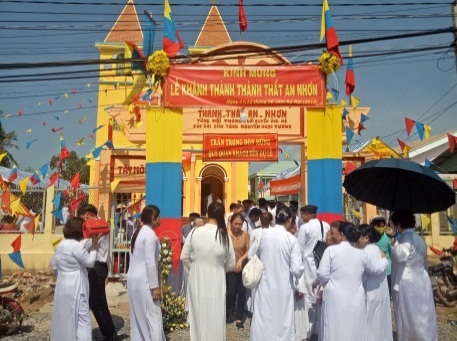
452, 1, 457, 70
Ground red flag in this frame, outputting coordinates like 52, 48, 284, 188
69, 192, 86, 215
239, 0, 248, 32
405, 117, 415, 136
11, 235, 21, 252
448, 133, 457, 153
345, 161, 356, 175
397, 138, 407, 151
70, 172, 80, 192
47, 172, 60, 188
24, 219, 36, 235
357, 122, 365, 135
453, 178, 457, 190
48, 98, 52, 106
59, 146, 71, 162
1, 191, 11, 213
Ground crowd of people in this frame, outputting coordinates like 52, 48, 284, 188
50, 198, 438, 341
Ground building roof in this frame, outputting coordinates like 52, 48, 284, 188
194, 6, 231, 48
104, 0, 143, 44
249, 161, 298, 178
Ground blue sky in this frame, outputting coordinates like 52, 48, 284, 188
0, 0, 456, 173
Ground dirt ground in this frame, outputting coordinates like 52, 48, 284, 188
2, 271, 457, 340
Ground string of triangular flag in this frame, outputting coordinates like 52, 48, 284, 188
277, 147, 300, 167
404, 117, 431, 141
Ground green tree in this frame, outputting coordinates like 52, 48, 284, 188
0, 112, 20, 168
49, 151, 90, 184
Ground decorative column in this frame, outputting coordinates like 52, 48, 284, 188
146, 107, 183, 270
306, 105, 344, 223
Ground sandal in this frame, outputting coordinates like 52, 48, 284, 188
236, 321, 244, 331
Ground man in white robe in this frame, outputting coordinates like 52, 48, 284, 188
249, 206, 304, 341
297, 204, 329, 339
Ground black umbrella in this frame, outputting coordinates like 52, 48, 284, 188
343, 158, 456, 214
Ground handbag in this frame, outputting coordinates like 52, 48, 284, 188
312, 220, 327, 268
242, 231, 265, 289
82, 218, 110, 239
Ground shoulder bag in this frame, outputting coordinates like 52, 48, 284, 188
312, 220, 327, 268
242, 230, 265, 289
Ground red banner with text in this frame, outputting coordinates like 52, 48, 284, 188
164, 65, 325, 107
203, 133, 278, 162
270, 174, 301, 195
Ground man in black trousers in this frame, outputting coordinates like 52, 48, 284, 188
79, 204, 118, 341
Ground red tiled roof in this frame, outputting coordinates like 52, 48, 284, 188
105, 1, 143, 44
194, 6, 231, 47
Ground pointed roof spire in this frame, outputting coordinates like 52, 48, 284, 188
105, 0, 143, 44
193, 5, 231, 49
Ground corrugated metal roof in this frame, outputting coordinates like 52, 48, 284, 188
0, 166, 75, 190
250, 161, 298, 177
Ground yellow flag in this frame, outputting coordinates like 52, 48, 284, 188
351, 96, 360, 109
26, 129, 32, 134
10, 193, 30, 216
10, 196, 22, 216
110, 179, 121, 193
403, 144, 411, 158
340, 99, 347, 107
51, 237, 63, 250
362, 137, 400, 159
135, 120, 144, 129
320, 0, 329, 42
420, 214, 431, 231
76, 137, 85, 146
0, 152, 7, 162
19, 177, 29, 194
64, 93, 69, 99
424, 125, 431, 141
326, 91, 333, 101
351, 209, 362, 219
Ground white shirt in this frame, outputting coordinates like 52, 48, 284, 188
82, 235, 110, 264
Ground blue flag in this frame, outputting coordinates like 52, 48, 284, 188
142, 11, 157, 57
9, 251, 25, 269
52, 191, 62, 208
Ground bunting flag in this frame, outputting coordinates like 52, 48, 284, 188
11, 235, 21, 252
91, 145, 103, 159
92, 124, 105, 133
19, 177, 29, 194
70, 172, 80, 192
415, 122, 425, 140
320, 0, 343, 64
360, 113, 369, 124
105, 140, 114, 150
357, 122, 365, 136
38, 163, 49, 178
163, 0, 184, 57
397, 138, 411, 158
342, 107, 349, 120
110, 179, 121, 193
448, 133, 457, 153
362, 137, 400, 159
69, 193, 86, 215
424, 125, 431, 141
76, 137, 85, 146
26, 138, 38, 149
0, 152, 7, 162
344, 161, 356, 175
124, 41, 147, 74
345, 126, 355, 146
142, 11, 157, 57
8, 252, 25, 269
1, 191, 11, 213
424, 159, 434, 167
52, 191, 62, 208
10, 196, 22, 216
24, 213, 40, 235
8, 165, 17, 182
405, 117, 415, 136
446, 215, 457, 235
326, 91, 333, 101
238, 0, 248, 32
345, 45, 355, 96
26, 129, 32, 134
351, 209, 362, 219
78, 116, 88, 124
51, 237, 63, 250
30, 172, 41, 185
52, 208, 64, 222
420, 214, 431, 231
52, 127, 64, 133
47, 172, 60, 188
350, 96, 359, 109
48, 98, 52, 106
453, 178, 457, 190
330, 88, 339, 100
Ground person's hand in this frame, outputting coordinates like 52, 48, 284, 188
385, 226, 395, 237
151, 287, 161, 301
234, 259, 243, 272
91, 233, 102, 249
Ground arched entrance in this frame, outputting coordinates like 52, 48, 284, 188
199, 164, 227, 215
